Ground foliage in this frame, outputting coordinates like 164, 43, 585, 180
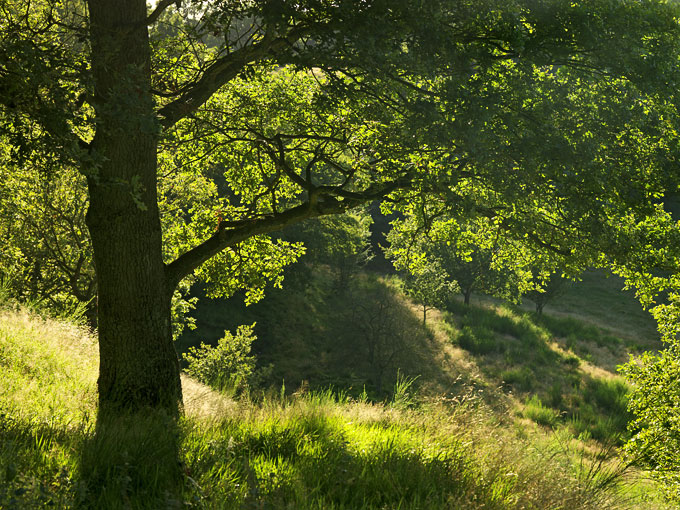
388, 217, 542, 308
401, 260, 456, 323
183, 324, 257, 392
622, 349, 680, 501
0, 162, 95, 317
5, 0, 680, 317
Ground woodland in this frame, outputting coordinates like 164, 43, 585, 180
2, 0, 680, 508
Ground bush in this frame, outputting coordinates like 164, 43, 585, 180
457, 326, 498, 355
523, 395, 560, 428
583, 378, 629, 416
563, 354, 580, 368
183, 324, 256, 391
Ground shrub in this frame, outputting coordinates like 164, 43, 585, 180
183, 324, 256, 391
563, 354, 580, 368
548, 383, 563, 408
583, 378, 629, 416
523, 395, 560, 428
457, 326, 498, 355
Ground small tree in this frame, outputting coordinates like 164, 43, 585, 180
352, 283, 416, 394
435, 246, 495, 306
524, 273, 569, 314
402, 263, 456, 323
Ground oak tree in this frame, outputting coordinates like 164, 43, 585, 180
1, 0, 680, 420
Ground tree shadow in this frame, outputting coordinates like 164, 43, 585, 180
183, 409, 484, 508
443, 299, 633, 442
78, 409, 185, 508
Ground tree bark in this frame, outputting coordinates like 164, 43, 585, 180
86, 0, 181, 414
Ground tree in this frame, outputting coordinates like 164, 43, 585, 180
401, 261, 456, 323
388, 217, 536, 307
2, 0, 680, 420
524, 272, 569, 315
443, 248, 494, 306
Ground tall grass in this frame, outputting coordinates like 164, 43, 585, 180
0, 307, 97, 508
0, 305, 669, 509
178, 391, 635, 510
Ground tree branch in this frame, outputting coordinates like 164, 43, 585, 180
157, 24, 309, 129
145, 0, 176, 26
164, 178, 411, 291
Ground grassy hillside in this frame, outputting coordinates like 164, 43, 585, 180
180, 268, 662, 441
177, 271, 454, 396
176, 265, 673, 505
0, 303, 670, 508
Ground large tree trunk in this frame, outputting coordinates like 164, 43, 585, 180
86, 0, 181, 414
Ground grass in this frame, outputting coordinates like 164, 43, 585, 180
0, 306, 97, 508
0, 304, 670, 509
428, 287, 646, 447
0, 266, 670, 508
0, 307, 98, 422
545, 269, 658, 349
179, 392, 627, 509
523, 395, 560, 427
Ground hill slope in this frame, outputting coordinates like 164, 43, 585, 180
180, 268, 663, 440
0, 303, 670, 508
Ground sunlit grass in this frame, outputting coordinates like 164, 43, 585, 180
0, 306, 97, 507
179, 389, 635, 510
0, 307, 98, 423
0, 303, 671, 509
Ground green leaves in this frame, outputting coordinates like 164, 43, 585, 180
622, 347, 680, 501
183, 324, 256, 391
